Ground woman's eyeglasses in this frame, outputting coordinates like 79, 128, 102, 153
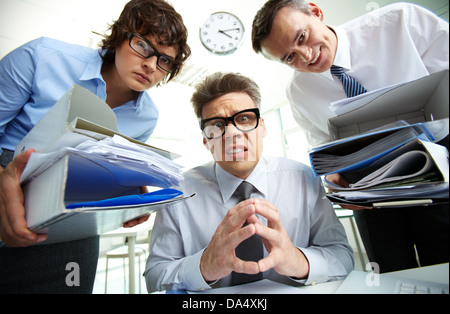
127, 32, 178, 73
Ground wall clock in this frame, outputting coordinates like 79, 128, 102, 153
199, 12, 245, 55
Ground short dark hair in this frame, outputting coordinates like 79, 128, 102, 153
191, 72, 261, 119
252, 0, 310, 54
100, 0, 191, 84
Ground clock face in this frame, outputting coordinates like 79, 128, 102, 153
199, 12, 245, 55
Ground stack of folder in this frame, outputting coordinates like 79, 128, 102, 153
1, 85, 193, 246
309, 120, 449, 208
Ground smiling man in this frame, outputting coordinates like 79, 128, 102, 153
252, 0, 449, 146
145, 72, 353, 292
252, 0, 449, 274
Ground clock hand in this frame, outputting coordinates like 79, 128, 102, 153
221, 28, 241, 32
218, 30, 232, 38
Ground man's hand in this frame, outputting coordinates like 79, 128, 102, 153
252, 199, 309, 279
325, 173, 372, 210
0, 149, 47, 247
122, 214, 150, 228
122, 186, 150, 228
200, 199, 260, 282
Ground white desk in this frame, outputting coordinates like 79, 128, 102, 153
102, 218, 154, 294
386, 263, 449, 284
184, 263, 448, 294
335, 263, 449, 294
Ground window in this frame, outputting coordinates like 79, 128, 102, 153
261, 104, 311, 166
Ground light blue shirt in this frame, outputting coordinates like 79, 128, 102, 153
0, 37, 159, 153
145, 155, 354, 292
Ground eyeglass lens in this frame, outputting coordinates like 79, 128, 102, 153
202, 110, 259, 139
129, 34, 175, 72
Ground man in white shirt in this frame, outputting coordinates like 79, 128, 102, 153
145, 72, 353, 292
252, 1, 449, 146
251, 0, 449, 273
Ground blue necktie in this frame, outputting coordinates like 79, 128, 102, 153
231, 181, 263, 286
330, 65, 367, 98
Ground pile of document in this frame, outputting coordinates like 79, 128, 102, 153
309, 120, 449, 207
4, 84, 192, 245
21, 134, 184, 188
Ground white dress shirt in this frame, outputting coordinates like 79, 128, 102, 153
145, 155, 354, 292
287, 3, 449, 146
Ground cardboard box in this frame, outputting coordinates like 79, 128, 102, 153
328, 70, 449, 141
10, 85, 190, 245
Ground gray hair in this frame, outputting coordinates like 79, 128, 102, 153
252, 0, 311, 54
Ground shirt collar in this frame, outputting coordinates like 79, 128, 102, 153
331, 26, 352, 70
320, 26, 352, 81
80, 49, 146, 114
80, 49, 104, 82
215, 157, 268, 203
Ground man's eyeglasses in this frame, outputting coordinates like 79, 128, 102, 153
200, 108, 260, 140
127, 32, 178, 73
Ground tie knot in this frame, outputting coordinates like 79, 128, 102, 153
237, 181, 253, 200
330, 65, 344, 76
330, 65, 367, 98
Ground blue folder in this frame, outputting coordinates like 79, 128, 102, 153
308, 123, 434, 176
66, 188, 183, 209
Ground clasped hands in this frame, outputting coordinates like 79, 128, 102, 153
200, 198, 309, 283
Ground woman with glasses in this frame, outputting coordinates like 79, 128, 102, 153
0, 0, 190, 293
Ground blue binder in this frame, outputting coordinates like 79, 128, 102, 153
66, 188, 183, 209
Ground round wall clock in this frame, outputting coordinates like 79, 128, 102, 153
199, 12, 245, 55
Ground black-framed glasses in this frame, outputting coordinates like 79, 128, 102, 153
127, 32, 178, 73
200, 108, 260, 139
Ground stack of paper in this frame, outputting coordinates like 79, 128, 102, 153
4, 84, 192, 245
310, 126, 424, 176
324, 139, 449, 207
21, 134, 183, 188
309, 121, 449, 207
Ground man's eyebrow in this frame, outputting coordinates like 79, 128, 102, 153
280, 29, 303, 62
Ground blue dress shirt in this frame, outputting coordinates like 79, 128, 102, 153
0, 37, 159, 154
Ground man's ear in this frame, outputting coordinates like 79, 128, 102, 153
308, 3, 324, 21
260, 117, 267, 138
203, 136, 213, 152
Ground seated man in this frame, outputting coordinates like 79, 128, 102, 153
145, 72, 354, 292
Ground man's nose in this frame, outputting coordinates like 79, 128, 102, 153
224, 121, 242, 138
296, 46, 312, 64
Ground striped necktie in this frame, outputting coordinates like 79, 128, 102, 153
231, 181, 263, 286
330, 65, 367, 98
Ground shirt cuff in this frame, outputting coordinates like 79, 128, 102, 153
290, 247, 330, 286
178, 248, 213, 292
